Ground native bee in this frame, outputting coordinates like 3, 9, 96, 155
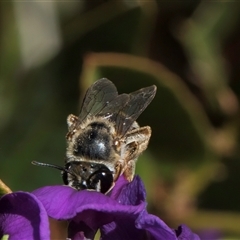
32, 78, 156, 194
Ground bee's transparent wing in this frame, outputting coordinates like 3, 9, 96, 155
78, 78, 156, 138
78, 78, 118, 122
113, 85, 157, 137
99, 93, 129, 119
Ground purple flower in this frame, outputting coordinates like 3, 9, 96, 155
0, 176, 200, 240
33, 175, 199, 240
0, 191, 50, 240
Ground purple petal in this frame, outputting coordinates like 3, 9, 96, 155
101, 176, 177, 240
70, 231, 89, 240
175, 225, 201, 240
101, 210, 177, 240
115, 175, 146, 206
31, 176, 200, 240
32, 185, 145, 239
107, 175, 128, 200
135, 210, 178, 240
0, 192, 50, 240
102, 176, 200, 240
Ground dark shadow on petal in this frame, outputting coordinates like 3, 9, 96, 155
175, 224, 200, 240
68, 220, 96, 240
101, 217, 149, 240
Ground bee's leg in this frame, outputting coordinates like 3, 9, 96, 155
123, 159, 136, 182
105, 182, 115, 194
106, 163, 123, 194
113, 162, 123, 182
122, 126, 152, 182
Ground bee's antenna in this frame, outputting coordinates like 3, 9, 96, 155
31, 161, 78, 179
32, 161, 65, 171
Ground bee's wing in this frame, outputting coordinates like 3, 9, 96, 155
78, 78, 118, 122
78, 78, 156, 137
113, 85, 157, 137
99, 93, 129, 119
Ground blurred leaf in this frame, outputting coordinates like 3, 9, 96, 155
49, 219, 68, 240
182, 210, 240, 237
63, 0, 157, 56
175, 2, 240, 117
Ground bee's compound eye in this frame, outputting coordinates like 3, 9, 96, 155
88, 167, 113, 194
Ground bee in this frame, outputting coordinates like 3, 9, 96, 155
32, 78, 156, 194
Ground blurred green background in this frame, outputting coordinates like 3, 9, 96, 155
1, 1, 240, 238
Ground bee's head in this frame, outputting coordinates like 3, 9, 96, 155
32, 160, 114, 194
62, 161, 114, 194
